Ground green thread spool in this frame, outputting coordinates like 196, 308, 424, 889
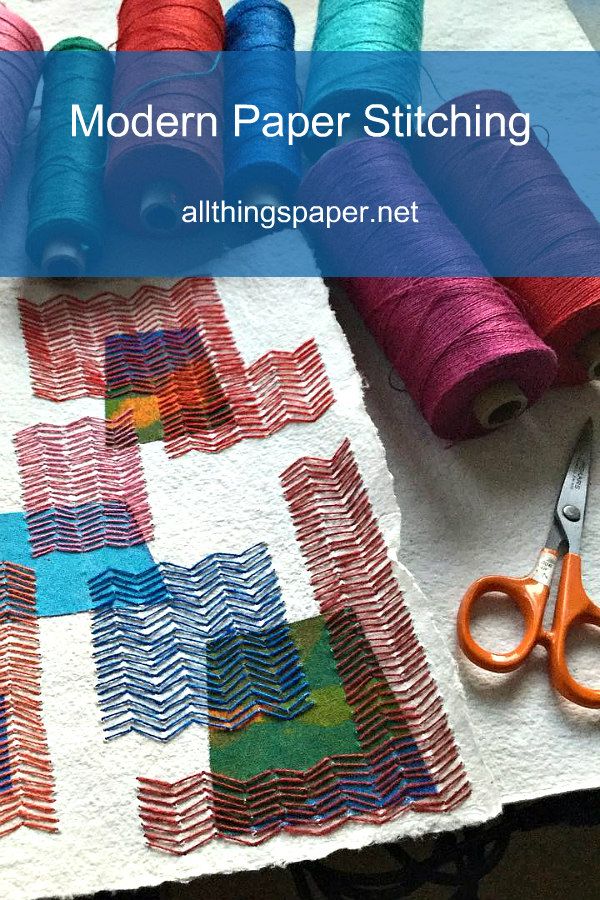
26, 37, 114, 277
304, 0, 424, 158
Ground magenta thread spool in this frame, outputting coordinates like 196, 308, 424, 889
412, 89, 600, 385
299, 139, 559, 439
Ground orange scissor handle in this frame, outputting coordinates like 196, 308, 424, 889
546, 553, 600, 709
457, 573, 550, 673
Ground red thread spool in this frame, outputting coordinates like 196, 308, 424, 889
105, 0, 225, 234
117, 0, 224, 50
501, 278, 600, 383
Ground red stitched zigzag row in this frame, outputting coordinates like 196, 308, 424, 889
19, 279, 334, 457
280, 438, 470, 811
14, 413, 153, 556
18, 280, 222, 401
138, 743, 434, 855
0, 564, 57, 838
157, 338, 333, 457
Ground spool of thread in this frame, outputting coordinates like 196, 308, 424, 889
105, 0, 225, 234
26, 38, 114, 277
413, 90, 600, 384
0, 7, 43, 202
225, 0, 301, 209
303, 0, 423, 158
298, 139, 558, 440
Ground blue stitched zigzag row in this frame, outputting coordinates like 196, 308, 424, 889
105, 328, 210, 396
89, 543, 312, 741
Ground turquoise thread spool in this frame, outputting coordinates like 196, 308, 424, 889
26, 37, 114, 276
304, 0, 424, 157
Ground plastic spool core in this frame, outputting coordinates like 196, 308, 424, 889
473, 380, 529, 431
140, 179, 183, 234
243, 186, 286, 210
337, 119, 366, 147
41, 239, 86, 278
576, 331, 600, 381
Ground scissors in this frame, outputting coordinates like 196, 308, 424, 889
457, 419, 600, 708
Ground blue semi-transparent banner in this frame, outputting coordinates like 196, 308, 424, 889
1, 50, 599, 277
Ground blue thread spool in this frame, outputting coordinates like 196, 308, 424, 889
26, 37, 114, 277
225, 0, 301, 209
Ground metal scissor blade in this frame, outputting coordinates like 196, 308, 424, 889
553, 418, 593, 555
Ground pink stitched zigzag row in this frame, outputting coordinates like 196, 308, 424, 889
14, 413, 153, 556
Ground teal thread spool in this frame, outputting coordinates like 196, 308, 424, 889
304, 0, 424, 157
26, 37, 114, 277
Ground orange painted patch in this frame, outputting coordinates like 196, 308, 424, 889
109, 395, 161, 430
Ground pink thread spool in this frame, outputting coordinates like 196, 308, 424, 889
0, 6, 43, 201
299, 139, 559, 440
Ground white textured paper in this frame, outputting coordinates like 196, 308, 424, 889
0, 232, 499, 900
334, 292, 600, 806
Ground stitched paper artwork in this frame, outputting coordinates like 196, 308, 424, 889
0, 564, 57, 838
0, 271, 480, 888
135, 441, 470, 854
0, 512, 154, 618
104, 328, 233, 445
89, 544, 312, 741
18, 280, 223, 401
14, 413, 153, 557
19, 279, 334, 456
137, 607, 447, 853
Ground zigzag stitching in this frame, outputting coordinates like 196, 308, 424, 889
89, 544, 312, 741
280, 439, 471, 807
19, 279, 334, 456
18, 279, 224, 401
14, 412, 153, 556
0, 564, 57, 838
135, 440, 472, 854
136, 603, 454, 854
20, 279, 333, 455
105, 327, 213, 397
157, 338, 334, 457
138, 736, 442, 854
